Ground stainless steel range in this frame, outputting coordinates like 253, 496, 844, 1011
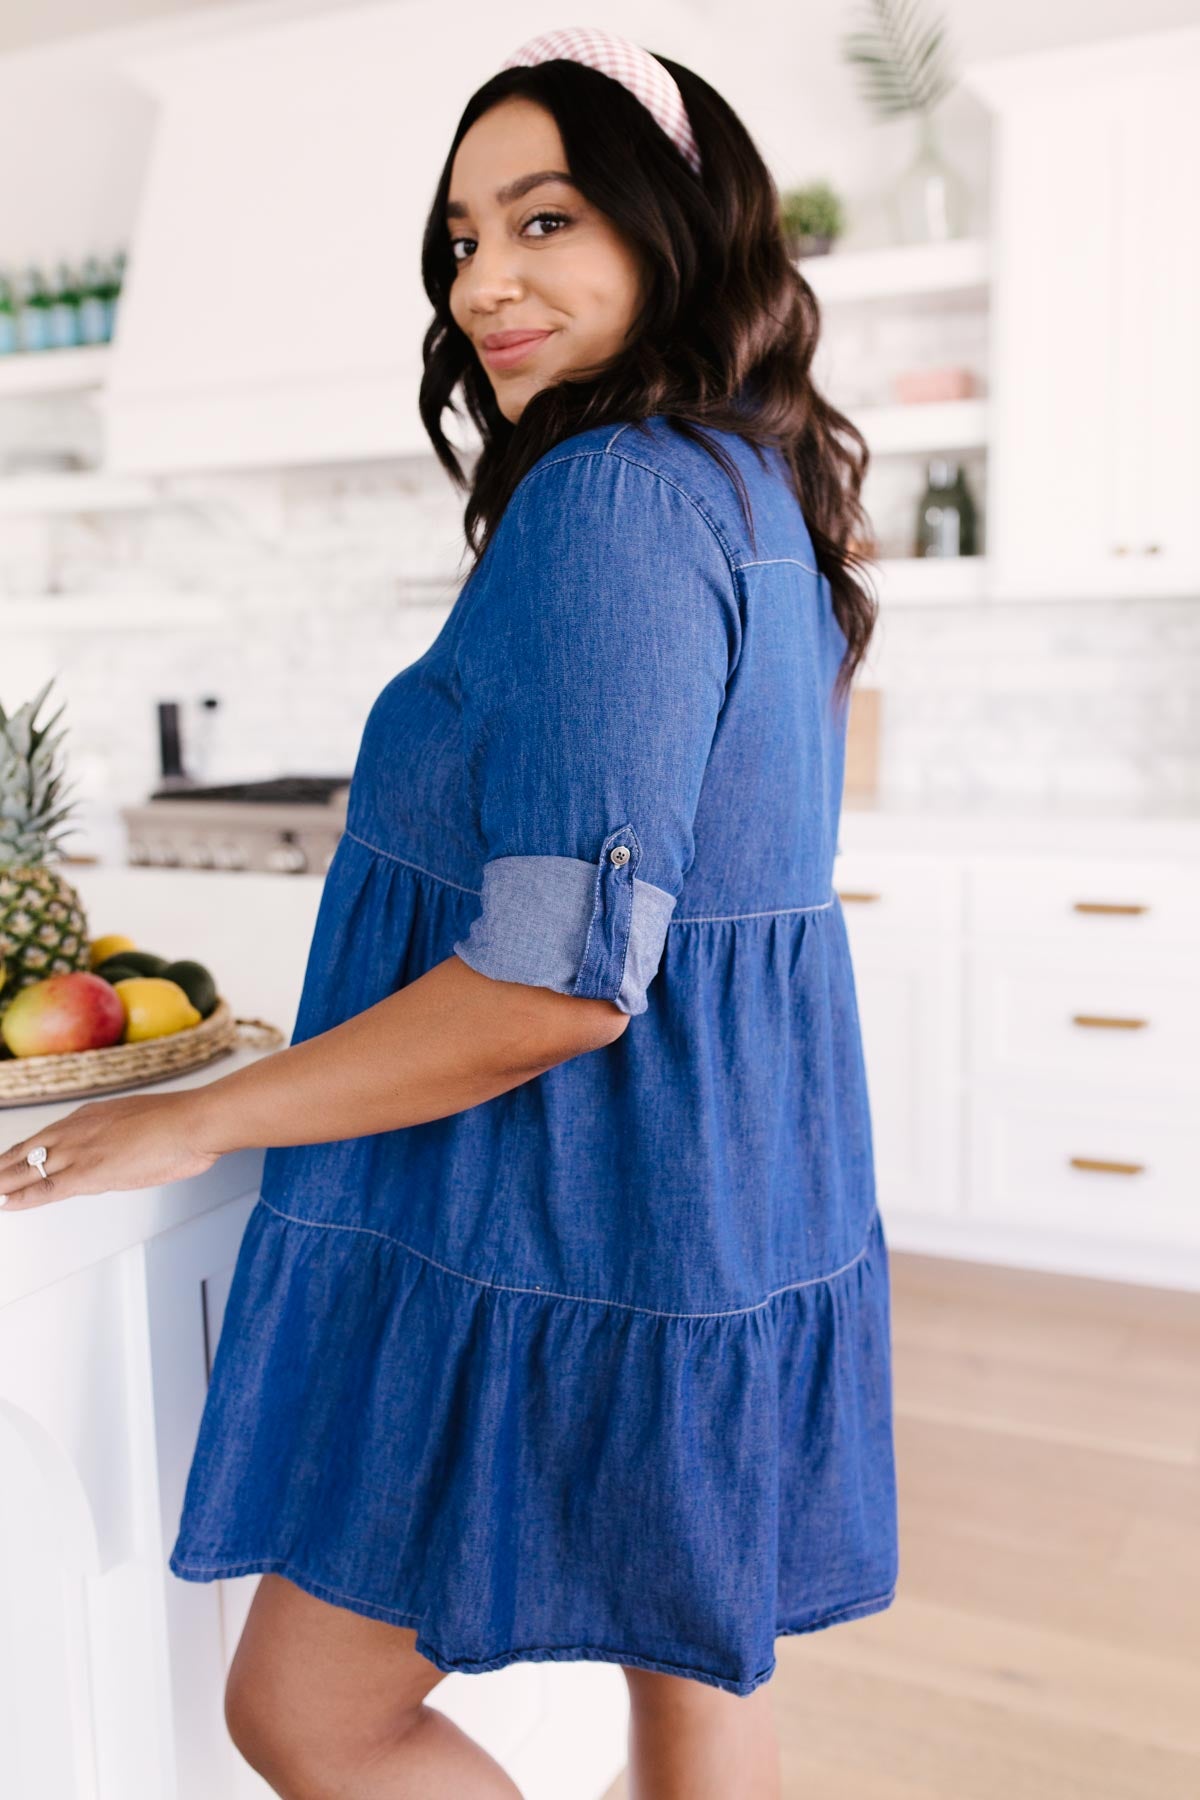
121, 775, 352, 875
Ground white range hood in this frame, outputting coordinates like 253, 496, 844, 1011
105, 0, 453, 471
103, 0, 713, 475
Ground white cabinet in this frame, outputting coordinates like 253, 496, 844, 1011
836, 823, 1200, 1284
834, 852, 964, 1221
964, 851, 1200, 1254
966, 33, 1200, 599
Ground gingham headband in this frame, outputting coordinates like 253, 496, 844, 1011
499, 26, 702, 178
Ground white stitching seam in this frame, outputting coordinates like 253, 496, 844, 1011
342, 830, 482, 895
254, 1196, 880, 1321
732, 556, 820, 576
342, 831, 835, 927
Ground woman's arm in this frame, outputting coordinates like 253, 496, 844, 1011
188, 951, 629, 1155
0, 958, 627, 1210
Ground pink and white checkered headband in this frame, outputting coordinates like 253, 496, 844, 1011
499, 26, 702, 178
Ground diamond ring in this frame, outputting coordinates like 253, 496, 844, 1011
26, 1145, 49, 1179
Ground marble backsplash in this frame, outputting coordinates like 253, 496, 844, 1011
1, 451, 1198, 862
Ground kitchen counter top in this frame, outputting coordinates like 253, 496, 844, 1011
0, 865, 324, 1308
838, 797, 1200, 859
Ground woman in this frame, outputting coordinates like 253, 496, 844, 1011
0, 28, 897, 1800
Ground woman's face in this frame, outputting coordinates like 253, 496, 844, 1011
446, 97, 646, 423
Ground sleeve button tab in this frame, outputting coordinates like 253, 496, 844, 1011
609, 845, 631, 867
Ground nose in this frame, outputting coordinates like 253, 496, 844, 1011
459, 227, 525, 316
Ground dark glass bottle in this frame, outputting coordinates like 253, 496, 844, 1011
914, 457, 977, 557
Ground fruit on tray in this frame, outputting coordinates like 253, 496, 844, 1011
89, 932, 137, 968
94, 949, 171, 980
1, 970, 126, 1058
91, 948, 218, 1020
0, 677, 92, 1004
161, 959, 218, 1019
112, 977, 202, 1042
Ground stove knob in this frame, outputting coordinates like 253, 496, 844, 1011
213, 843, 249, 870
184, 842, 216, 869
127, 838, 151, 865
152, 843, 181, 867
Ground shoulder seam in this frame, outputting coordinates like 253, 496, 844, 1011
512, 440, 742, 588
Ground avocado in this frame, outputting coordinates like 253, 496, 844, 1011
162, 959, 218, 1019
98, 949, 171, 978
95, 961, 145, 986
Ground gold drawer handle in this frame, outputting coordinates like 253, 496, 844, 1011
837, 890, 882, 905
1071, 1015, 1149, 1032
1072, 901, 1149, 916
1069, 1156, 1146, 1177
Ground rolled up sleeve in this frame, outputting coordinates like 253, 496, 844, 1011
452, 446, 742, 1016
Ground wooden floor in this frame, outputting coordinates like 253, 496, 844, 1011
603, 1243, 1200, 1798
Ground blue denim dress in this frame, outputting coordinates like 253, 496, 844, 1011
169, 417, 898, 1696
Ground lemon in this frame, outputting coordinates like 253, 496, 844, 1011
113, 976, 202, 1041
90, 932, 138, 969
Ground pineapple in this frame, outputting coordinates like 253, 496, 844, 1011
0, 676, 91, 1013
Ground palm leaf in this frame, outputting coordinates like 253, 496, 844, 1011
842, 0, 955, 118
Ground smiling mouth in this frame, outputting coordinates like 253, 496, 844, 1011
480, 331, 554, 368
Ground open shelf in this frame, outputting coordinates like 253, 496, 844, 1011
0, 471, 161, 513
799, 237, 990, 305
868, 555, 989, 605
848, 399, 988, 456
0, 592, 228, 633
0, 344, 111, 398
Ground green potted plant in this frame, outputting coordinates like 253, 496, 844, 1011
779, 181, 846, 259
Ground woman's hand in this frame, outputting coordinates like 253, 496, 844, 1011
0, 1090, 223, 1213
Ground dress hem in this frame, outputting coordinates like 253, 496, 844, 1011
166, 1549, 897, 1698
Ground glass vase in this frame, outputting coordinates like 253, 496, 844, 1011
889, 108, 968, 244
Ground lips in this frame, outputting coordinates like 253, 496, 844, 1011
482, 329, 553, 350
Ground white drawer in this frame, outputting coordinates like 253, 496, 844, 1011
968, 1086, 1199, 1248
833, 851, 963, 935
970, 956, 1200, 1094
966, 855, 1200, 951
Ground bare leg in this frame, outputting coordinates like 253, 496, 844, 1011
224, 1573, 523, 1799
622, 1665, 782, 1800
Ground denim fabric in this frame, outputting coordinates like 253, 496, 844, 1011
168, 417, 899, 1697
453, 845, 677, 1014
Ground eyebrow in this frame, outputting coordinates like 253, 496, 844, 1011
445, 170, 577, 221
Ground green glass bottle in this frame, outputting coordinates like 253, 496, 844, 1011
49, 259, 82, 349
914, 457, 977, 558
77, 254, 108, 344
15, 265, 52, 353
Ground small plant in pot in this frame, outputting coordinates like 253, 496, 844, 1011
779, 182, 846, 259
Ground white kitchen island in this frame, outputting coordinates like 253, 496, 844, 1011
0, 867, 628, 1800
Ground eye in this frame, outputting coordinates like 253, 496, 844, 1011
524, 209, 572, 238
449, 210, 573, 264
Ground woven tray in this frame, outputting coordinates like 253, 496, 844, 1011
0, 997, 287, 1108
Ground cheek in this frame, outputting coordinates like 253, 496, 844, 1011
572, 252, 642, 328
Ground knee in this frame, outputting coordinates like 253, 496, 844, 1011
223, 1664, 423, 1796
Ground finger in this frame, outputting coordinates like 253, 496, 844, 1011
0, 1137, 52, 1175
0, 1164, 71, 1211
0, 1137, 55, 1180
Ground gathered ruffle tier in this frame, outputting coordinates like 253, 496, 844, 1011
169, 1190, 896, 1695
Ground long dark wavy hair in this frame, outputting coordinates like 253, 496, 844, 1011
418, 53, 878, 694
